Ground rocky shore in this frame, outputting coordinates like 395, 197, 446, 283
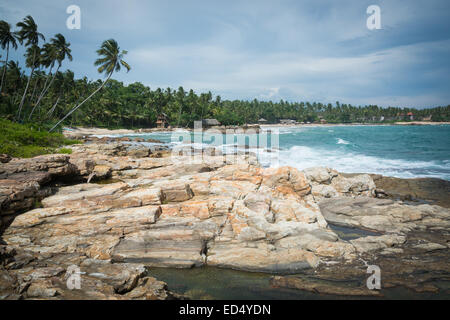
1, 139, 449, 299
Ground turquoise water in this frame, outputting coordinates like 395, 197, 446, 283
273, 125, 450, 180
106, 124, 450, 180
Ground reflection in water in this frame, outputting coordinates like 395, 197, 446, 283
147, 266, 446, 300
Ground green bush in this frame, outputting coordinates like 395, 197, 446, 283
0, 119, 80, 158
57, 148, 73, 154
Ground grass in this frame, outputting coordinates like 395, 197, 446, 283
57, 148, 73, 154
0, 118, 80, 158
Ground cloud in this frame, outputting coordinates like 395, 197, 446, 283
1, 0, 449, 107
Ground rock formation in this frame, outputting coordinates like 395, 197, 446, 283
1, 141, 449, 299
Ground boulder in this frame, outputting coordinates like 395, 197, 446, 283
0, 154, 11, 163
303, 167, 337, 185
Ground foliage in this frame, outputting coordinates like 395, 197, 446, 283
0, 15, 449, 133
0, 118, 79, 157
57, 147, 72, 154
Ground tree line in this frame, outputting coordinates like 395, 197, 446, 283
0, 16, 130, 132
1, 16, 449, 131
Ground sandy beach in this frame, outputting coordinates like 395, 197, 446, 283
63, 121, 450, 138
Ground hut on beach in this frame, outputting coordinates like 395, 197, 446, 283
156, 113, 169, 128
258, 118, 268, 124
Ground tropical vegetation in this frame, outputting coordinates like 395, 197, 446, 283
0, 15, 449, 136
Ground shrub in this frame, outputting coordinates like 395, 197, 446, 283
0, 119, 80, 158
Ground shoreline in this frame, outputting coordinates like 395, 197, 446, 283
63, 121, 450, 137
63, 126, 450, 184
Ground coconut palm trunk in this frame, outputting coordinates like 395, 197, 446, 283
29, 65, 59, 120
17, 59, 35, 121
0, 42, 9, 94
34, 64, 53, 102
49, 72, 112, 132
46, 95, 60, 117
30, 72, 39, 103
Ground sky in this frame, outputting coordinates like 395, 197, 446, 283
1, 0, 450, 108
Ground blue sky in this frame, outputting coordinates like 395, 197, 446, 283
1, 0, 449, 108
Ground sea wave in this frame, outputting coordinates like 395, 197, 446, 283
269, 145, 450, 180
336, 138, 350, 145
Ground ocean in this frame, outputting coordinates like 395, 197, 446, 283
109, 124, 450, 181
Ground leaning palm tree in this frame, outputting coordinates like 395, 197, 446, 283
50, 39, 130, 132
45, 70, 74, 120
16, 15, 45, 121
0, 20, 19, 95
30, 34, 72, 119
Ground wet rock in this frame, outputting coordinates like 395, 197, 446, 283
371, 175, 450, 208
270, 276, 381, 296
207, 242, 320, 273
413, 242, 447, 252
350, 234, 406, 254
124, 276, 182, 300
319, 196, 450, 233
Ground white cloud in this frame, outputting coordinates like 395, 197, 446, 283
1, 0, 449, 107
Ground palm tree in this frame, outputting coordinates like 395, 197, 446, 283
33, 43, 57, 99
30, 34, 72, 119
16, 15, 45, 121
45, 70, 74, 119
6, 60, 22, 103
50, 39, 130, 132
0, 20, 19, 95
45, 71, 64, 118
29, 68, 44, 103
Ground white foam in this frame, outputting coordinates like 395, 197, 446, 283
271, 145, 450, 180
336, 138, 350, 145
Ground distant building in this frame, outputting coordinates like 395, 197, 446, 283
380, 116, 385, 122
423, 115, 432, 121
202, 119, 221, 127
407, 112, 414, 120
258, 118, 268, 124
320, 119, 327, 124
279, 119, 297, 125
156, 113, 169, 128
